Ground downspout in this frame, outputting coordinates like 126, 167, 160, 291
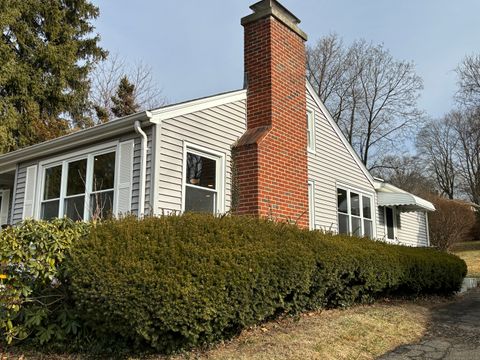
134, 120, 148, 218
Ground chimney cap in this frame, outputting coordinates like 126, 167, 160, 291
242, 0, 308, 41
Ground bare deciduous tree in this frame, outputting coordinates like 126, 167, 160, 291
89, 54, 167, 123
372, 155, 437, 197
452, 107, 480, 205
416, 115, 458, 199
456, 53, 480, 107
307, 35, 424, 169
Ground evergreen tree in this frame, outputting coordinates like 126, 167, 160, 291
111, 76, 139, 118
0, 0, 106, 154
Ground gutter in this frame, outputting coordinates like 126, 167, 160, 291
134, 120, 148, 217
0, 111, 152, 173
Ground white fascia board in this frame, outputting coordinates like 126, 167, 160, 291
150, 90, 247, 123
306, 81, 376, 187
0, 111, 152, 173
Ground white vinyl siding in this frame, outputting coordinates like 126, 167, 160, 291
307, 109, 315, 153
306, 89, 376, 235
377, 207, 429, 246
154, 100, 246, 214
308, 180, 315, 230
397, 211, 429, 247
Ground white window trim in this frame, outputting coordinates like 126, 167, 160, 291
383, 206, 397, 242
307, 109, 316, 154
308, 180, 316, 230
0, 189, 10, 226
181, 142, 226, 214
336, 185, 376, 238
35, 143, 118, 221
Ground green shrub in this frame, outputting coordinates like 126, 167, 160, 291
0, 219, 89, 345
68, 214, 467, 353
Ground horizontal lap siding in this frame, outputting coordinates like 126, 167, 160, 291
130, 128, 153, 216
306, 91, 375, 233
12, 162, 34, 224
397, 211, 428, 247
156, 100, 246, 214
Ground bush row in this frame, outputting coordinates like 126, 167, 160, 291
67, 214, 467, 353
0, 219, 89, 345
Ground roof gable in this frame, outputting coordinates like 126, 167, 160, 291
306, 81, 375, 187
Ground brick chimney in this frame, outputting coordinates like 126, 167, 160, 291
233, 0, 309, 227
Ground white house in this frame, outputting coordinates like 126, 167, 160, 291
0, 0, 434, 246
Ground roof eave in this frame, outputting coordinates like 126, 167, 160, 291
0, 111, 152, 173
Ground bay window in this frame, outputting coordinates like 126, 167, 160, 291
337, 187, 374, 238
91, 152, 116, 219
41, 165, 62, 220
40, 150, 116, 221
64, 159, 87, 221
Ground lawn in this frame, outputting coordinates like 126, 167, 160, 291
162, 299, 448, 360
452, 241, 480, 278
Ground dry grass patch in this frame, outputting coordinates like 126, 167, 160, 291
3, 299, 450, 360
453, 241, 480, 278
166, 301, 435, 360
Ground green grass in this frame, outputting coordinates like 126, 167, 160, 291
452, 241, 480, 278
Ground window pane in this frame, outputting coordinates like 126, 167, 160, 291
337, 189, 348, 214
67, 159, 87, 196
350, 192, 360, 216
90, 191, 114, 220
352, 217, 362, 237
338, 213, 349, 234
386, 207, 395, 239
41, 200, 59, 220
363, 196, 372, 219
44, 165, 62, 200
364, 220, 373, 239
65, 195, 85, 221
186, 153, 216, 189
185, 186, 216, 213
93, 152, 116, 191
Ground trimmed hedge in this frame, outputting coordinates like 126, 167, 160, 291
67, 214, 467, 353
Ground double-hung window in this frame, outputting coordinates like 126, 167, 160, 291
90, 152, 116, 219
183, 147, 224, 214
337, 187, 374, 238
40, 150, 116, 221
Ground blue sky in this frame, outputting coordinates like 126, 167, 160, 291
91, 0, 480, 119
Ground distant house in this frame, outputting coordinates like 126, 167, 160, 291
0, 0, 435, 246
